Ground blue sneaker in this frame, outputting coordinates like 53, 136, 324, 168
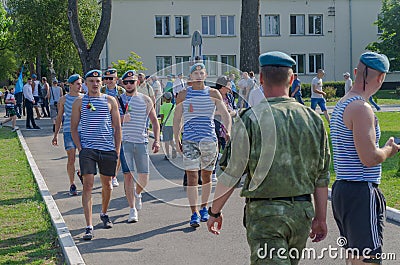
69, 184, 78, 196
189, 212, 200, 228
199, 207, 209, 222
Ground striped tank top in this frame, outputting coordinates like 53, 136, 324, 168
80, 94, 115, 151
121, 93, 149, 143
63, 94, 81, 133
182, 86, 217, 142
330, 96, 381, 183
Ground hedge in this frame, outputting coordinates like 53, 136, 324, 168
301, 81, 346, 98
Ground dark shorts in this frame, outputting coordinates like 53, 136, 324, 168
79, 148, 117, 177
332, 180, 385, 261
6, 107, 16, 117
310, 97, 327, 111
34, 96, 40, 106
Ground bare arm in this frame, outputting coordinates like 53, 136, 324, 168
309, 187, 328, 242
312, 83, 326, 96
291, 85, 300, 97
211, 89, 232, 139
146, 95, 160, 153
52, 96, 66, 146
71, 98, 82, 151
344, 101, 399, 167
173, 91, 186, 153
109, 96, 122, 155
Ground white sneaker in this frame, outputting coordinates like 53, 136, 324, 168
12, 126, 19, 132
112, 177, 119, 187
128, 208, 138, 223
135, 192, 142, 210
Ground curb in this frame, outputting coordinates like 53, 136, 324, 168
328, 188, 400, 224
16, 130, 85, 265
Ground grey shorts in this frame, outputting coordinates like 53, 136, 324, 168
50, 104, 58, 119
162, 126, 173, 141
121, 141, 149, 174
182, 140, 218, 171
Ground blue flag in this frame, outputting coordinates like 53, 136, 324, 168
14, 66, 24, 94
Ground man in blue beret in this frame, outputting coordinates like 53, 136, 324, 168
207, 51, 330, 264
52, 74, 83, 196
71, 69, 122, 240
101, 68, 125, 187
174, 62, 232, 228
117, 70, 160, 223
330, 52, 399, 264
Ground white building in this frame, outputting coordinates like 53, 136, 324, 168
101, 0, 396, 83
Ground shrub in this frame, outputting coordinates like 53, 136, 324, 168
324, 86, 337, 101
396, 87, 400, 97
300, 81, 345, 98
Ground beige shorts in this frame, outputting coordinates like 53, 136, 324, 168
182, 140, 218, 171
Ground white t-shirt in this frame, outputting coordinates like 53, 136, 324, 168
344, 78, 353, 94
173, 78, 185, 96
311, 77, 323, 99
248, 86, 265, 107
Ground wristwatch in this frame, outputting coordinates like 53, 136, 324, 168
208, 207, 221, 218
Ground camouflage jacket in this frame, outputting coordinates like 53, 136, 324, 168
218, 97, 330, 198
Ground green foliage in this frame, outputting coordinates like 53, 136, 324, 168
301, 81, 345, 98
111, 51, 147, 75
0, 6, 13, 49
324, 86, 337, 101
0, 49, 17, 81
367, 0, 400, 71
396, 87, 400, 97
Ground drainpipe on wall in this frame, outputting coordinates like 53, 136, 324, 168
349, 0, 353, 74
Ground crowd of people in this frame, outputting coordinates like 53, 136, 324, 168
0, 50, 398, 265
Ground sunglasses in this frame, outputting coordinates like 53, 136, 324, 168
123, 80, 137, 85
103, 77, 114, 80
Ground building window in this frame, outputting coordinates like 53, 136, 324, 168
265, 15, 280, 36
308, 15, 322, 35
221, 55, 236, 75
290, 15, 305, 35
156, 56, 172, 76
175, 16, 189, 36
291, 54, 305, 74
309, 54, 324, 74
175, 56, 191, 76
220, 15, 235, 36
204, 55, 218, 76
202, 15, 216, 36
155, 16, 170, 36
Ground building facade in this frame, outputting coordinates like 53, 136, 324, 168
101, 0, 395, 83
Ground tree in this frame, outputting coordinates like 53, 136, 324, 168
0, 5, 12, 50
240, 0, 260, 73
367, 0, 400, 70
111, 52, 147, 75
68, 0, 111, 73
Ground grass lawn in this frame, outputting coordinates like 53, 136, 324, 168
304, 89, 400, 107
0, 128, 62, 264
324, 112, 400, 209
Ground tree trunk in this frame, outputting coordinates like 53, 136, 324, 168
36, 54, 42, 79
240, 0, 260, 73
67, 0, 112, 73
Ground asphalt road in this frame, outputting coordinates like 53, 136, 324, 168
8, 105, 400, 265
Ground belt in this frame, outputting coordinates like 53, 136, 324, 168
246, 194, 311, 203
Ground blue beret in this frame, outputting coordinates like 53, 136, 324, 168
190, 63, 206, 74
360, 52, 390, 73
67, 74, 81, 84
121, 70, 137, 80
84, 69, 102, 79
103, 68, 117, 76
259, 51, 296, 67
31, 74, 37, 78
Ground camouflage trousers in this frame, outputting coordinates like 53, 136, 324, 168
245, 200, 314, 265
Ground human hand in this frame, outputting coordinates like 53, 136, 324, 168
309, 218, 327, 242
51, 137, 58, 146
176, 141, 182, 154
224, 133, 230, 142
207, 215, 223, 235
385, 137, 400, 157
152, 141, 160, 153
123, 113, 131, 123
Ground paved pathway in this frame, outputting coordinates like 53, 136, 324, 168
4, 104, 400, 265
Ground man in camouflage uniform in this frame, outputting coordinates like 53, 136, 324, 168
207, 51, 330, 265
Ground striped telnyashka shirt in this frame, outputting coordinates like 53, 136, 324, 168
330, 96, 381, 184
